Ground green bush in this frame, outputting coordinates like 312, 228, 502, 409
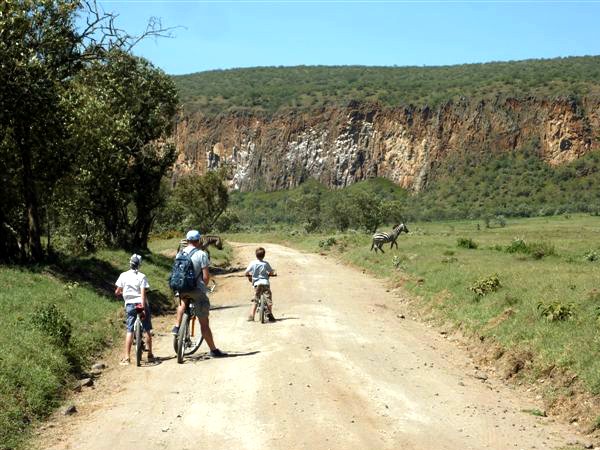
469, 274, 501, 297
457, 237, 478, 249
31, 303, 72, 347
318, 237, 337, 249
528, 241, 556, 259
537, 301, 575, 322
584, 250, 599, 262
505, 238, 556, 259
505, 238, 528, 254
392, 255, 408, 270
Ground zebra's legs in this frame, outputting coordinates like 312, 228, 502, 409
377, 243, 385, 253
390, 239, 398, 249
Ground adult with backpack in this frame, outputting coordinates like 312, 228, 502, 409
169, 230, 227, 358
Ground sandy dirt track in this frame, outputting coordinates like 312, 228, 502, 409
37, 242, 579, 450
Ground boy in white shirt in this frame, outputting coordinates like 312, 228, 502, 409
245, 247, 277, 322
115, 254, 154, 365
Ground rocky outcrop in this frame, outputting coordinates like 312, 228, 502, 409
173, 97, 600, 192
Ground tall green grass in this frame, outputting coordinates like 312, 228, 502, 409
225, 215, 600, 393
0, 247, 194, 450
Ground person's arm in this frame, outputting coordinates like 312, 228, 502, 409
140, 286, 146, 309
115, 286, 123, 296
202, 266, 210, 286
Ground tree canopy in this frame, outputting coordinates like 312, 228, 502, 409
173, 57, 600, 116
0, 0, 179, 261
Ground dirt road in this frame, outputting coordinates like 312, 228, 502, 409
38, 243, 579, 450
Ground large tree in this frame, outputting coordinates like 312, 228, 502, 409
169, 169, 230, 233
66, 50, 178, 250
0, 0, 174, 260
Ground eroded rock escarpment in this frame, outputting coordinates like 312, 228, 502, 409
173, 97, 600, 192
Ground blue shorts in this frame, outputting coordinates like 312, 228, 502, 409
125, 303, 152, 332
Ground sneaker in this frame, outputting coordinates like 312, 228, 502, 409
147, 354, 157, 363
119, 358, 130, 366
210, 348, 227, 358
171, 326, 179, 335
268, 313, 276, 322
247, 315, 254, 322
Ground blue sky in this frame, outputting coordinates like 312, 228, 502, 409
97, 1, 600, 75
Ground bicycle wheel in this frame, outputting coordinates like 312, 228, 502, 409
134, 317, 143, 367
184, 315, 204, 356
176, 313, 189, 364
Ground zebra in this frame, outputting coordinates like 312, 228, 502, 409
370, 223, 409, 253
177, 235, 223, 253
199, 235, 223, 251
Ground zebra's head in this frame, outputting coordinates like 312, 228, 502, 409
395, 223, 409, 234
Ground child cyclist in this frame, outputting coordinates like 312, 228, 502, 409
245, 247, 277, 322
115, 254, 154, 365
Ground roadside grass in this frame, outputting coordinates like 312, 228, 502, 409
224, 214, 600, 394
0, 247, 186, 450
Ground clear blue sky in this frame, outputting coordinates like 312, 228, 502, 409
97, 1, 600, 75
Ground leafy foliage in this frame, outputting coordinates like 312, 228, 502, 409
457, 237, 478, 249
62, 50, 178, 251
31, 303, 72, 347
155, 168, 229, 234
173, 57, 600, 116
505, 238, 556, 259
537, 301, 575, 322
0, 1, 178, 261
469, 274, 501, 297
318, 237, 337, 249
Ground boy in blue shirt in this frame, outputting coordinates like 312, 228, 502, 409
245, 247, 277, 322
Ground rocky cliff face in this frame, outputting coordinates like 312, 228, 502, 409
173, 97, 600, 192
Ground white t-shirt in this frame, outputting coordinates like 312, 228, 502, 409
115, 269, 150, 305
245, 260, 274, 287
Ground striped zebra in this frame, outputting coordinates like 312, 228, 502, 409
370, 223, 409, 253
177, 235, 223, 253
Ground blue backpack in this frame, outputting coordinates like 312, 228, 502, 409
168, 248, 199, 293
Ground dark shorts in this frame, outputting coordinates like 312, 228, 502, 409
180, 290, 210, 318
125, 303, 152, 332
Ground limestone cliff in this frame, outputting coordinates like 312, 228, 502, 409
173, 97, 600, 192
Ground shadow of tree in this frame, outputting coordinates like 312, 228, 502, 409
46, 254, 176, 313
143, 252, 173, 272
47, 256, 122, 299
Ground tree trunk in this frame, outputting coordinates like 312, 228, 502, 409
19, 138, 43, 261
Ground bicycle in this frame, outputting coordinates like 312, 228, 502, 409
256, 288, 269, 324
172, 294, 204, 364
132, 304, 146, 367
250, 274, 276, 324
173, 281, 216, 364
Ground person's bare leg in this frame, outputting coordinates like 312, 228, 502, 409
145, 332, 153, 356
124, 332, 133, 359
174, 298, 188, 328
249, 302, 257, 319
199, 317, 216, 350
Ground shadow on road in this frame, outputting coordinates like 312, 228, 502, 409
185, 350, 261, 363
210, 303, 247, 311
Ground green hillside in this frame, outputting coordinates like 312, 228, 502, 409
173, 56, 600, 115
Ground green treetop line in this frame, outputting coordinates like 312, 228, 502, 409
172, 56, 600, 116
